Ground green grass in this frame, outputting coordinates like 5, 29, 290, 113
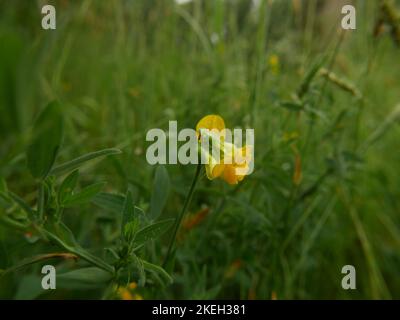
0, 0, 399, 299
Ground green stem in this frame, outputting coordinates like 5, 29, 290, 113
40, 228, 115, 274
163, 163, 201, 268
0, 215, 29, 231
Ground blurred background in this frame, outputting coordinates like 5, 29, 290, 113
0, 0, 399, 299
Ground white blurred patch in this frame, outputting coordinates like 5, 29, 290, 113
175, 0, 193, 5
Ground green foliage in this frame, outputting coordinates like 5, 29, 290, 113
50, 148, 122, 176
133, 219, 175, 248
0, 0, 399, 300
92, 192, 126, 214
149, 166, 171, 219
58, 170, 79, 205
26, 101, 63, 179
57, 267, 113, 290
62, 182, 106, 207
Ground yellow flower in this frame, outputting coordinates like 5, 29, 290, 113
118, 287, 134, 300
196, 114, 226, 135
268, 54, 280, 75
117, 282, 143, 300
196, 115, 253, 185
128, 282, 137, 290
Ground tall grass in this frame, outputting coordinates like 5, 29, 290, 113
0, 0, 399, 299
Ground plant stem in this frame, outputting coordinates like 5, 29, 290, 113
163, 163, 201, 268
0, 215, 29, 231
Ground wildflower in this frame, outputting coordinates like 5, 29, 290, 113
128, 282, 137, 290
117, 282, 143, 300
164, 115, 253, 267
268, 54, 280, 75
118, 287, 134, 300
196, 115, 253, 185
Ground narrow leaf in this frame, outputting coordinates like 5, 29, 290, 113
50, 148, 122, 176
40, 228, 114, 273
141, 259, 173, 285
7, 191, 35, 218
149, 166, 170, 219
92, 192, 126, 214
121, 191, 134, 233
64, 182, 106, 207
1, 253, 77, 276
132, 254, 146, 286
297, 57, 325, 98
58, 170, 79, 205
57, 267, 112, 289
133, 218, 174, 247
121, 191, 139, 241
26, 101, 63, 179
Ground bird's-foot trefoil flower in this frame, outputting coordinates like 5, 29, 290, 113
196, 114, 254, 185
163, 114, 254, 270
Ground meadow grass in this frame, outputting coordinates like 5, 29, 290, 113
0, 0, 399, 299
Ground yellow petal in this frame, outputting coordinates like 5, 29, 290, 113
118, 288, 134, 300
196, 115, 225, 135
212, 163, 225, 178
222, 165, 239, 185
205, 163, 225, 180
128, 282, 137, 290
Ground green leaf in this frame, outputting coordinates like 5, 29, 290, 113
50, 148, 122, 176
124, 220, 140, 243
57, 267, 112, 289
131, 254, 146, 286
26, 101, 63, 179
92, 192, 126, 214
63, 182, 106, 207
14, 275, 44, 300
1, 253, 78, 276
121, 191, 134, 235
141, 259, 173, 286
149, 166, 170, 219
40, 228, 114, 273
50, 221, 80, 247
133, 218, 174, 247
297, 56, 325, 98
121, 192, 147, 243
58, 170, 79, 205
6, 191, 36, 219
